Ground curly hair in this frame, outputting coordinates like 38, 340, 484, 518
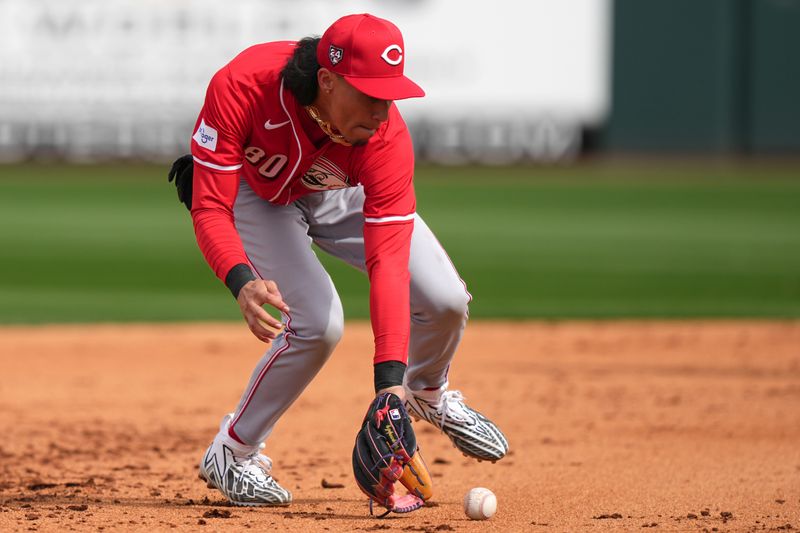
281, 37, 321, 106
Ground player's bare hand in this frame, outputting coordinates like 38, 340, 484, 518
237, 279, 291, 342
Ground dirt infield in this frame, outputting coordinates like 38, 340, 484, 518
1, 321, 799, 532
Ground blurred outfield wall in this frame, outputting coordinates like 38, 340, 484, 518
608, 0, 800, 155
0, 0, 610, 164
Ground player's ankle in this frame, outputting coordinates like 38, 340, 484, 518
406, 382, 448, 402
216, 429, 260, 456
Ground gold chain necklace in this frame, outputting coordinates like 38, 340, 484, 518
304, 105, 352, 146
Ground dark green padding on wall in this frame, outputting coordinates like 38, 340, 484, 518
606, 0, 800, 154
749, 0, 800, 152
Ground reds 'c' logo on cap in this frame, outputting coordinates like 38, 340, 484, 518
329, 45, 344, 66
317, 14, 424, 100
381, 44, 403, 66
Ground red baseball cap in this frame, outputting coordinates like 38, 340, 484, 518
318, 13, 425, 101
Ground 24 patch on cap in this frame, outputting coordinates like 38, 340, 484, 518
329, 45, 343, 66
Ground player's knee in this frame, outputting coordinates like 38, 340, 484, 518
428, 287, 470, 327
319, 312, 344, 350
301, 306, 344, 354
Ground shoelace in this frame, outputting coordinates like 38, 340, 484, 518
236, 455, 272, 486
234, 445, 273, 486
256, 443, 273, 472
435, 390, 472, 431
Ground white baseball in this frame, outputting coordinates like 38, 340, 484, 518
463, 487, 497, 520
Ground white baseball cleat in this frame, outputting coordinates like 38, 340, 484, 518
198, 414, 292, 506
404, 387, 509, 462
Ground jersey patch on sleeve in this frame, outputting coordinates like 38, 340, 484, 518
193, 118, 218, 152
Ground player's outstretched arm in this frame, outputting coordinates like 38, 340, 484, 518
236, 279, 290, 343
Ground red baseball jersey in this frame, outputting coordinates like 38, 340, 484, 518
189, 41, 416, 364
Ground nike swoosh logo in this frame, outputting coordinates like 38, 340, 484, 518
264, 119, 290, 130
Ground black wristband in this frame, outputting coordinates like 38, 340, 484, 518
374, 360, 407, 392
225, 263, 257, 299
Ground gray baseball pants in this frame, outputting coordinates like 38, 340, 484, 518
228, 179, 470, 446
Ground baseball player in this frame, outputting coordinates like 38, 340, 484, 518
169, 13, 508, 510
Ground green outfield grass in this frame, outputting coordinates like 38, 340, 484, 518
0, 161, 798, 323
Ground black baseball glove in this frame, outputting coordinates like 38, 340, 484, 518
167, 153, 194, 211
352, 392, 433, 516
